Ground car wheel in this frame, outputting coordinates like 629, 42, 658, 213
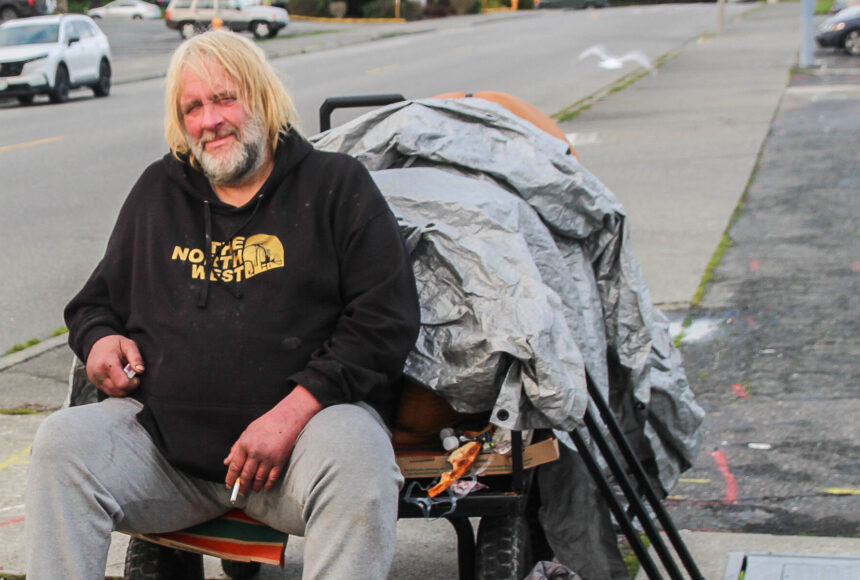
0, 5, 18, 21
251, 20, 271, 39
93, 59, 111, 97
133, 13, 142, 19
49, 64, 70, 104
180, 22, 197, 39
17, 95, 34, 105
844, 30, 860, 56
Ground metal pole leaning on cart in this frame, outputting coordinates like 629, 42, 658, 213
585, 377, 704, 580
580, 407, 688, 580
568, 426, 664, 580
572, 373, 705, 580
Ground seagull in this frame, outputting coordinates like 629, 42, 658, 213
578, 45, 655, 73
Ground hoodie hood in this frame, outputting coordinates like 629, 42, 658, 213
162, 128, 314, 212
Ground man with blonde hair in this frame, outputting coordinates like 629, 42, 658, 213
26, 30, 420, 579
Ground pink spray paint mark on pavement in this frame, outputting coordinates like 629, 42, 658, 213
732, 383, 749, 398
750, 260, 761, 272
711, 451, 738, 505
0, 517, 24, 527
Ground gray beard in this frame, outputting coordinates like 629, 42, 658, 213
187, 116, 268, 187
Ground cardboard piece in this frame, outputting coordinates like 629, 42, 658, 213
396, 436, 559, 479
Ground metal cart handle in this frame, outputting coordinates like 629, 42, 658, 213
318, 94, 406, 132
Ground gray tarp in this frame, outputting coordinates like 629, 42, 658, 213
311, 97, 704, 492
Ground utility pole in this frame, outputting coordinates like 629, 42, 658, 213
717, 0, 724, 35
799, 0, 816, 68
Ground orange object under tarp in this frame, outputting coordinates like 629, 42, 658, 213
427, 440, 483, 498
433, 91, 578, 158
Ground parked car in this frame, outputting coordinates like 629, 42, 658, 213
816, 5, 860, 56
0, 14, 111, 105
535, 0, 608, 9
88, 0, 162, 20
0, 0, 56, 22
165, 0, 288, 39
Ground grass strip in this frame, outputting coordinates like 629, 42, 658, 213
2, 327, 67, 357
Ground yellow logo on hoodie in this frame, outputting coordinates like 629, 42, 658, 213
171, 234, 284, 282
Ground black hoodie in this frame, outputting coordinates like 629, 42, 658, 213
65, 131, 421, 481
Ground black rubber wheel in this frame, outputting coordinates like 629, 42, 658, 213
49, 64, 70, 104
475, 515, 533, 580
93, 59, 111, 97
123, 537, 205, 580
844, 30, 860, 56
179, 21, 197, 39
221, 559, 262, 579
251, 20, 271, 39
0, 5, 18, 21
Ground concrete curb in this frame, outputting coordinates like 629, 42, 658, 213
0, 335, 68, 373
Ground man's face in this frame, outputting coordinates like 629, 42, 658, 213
179, 61, 267, 185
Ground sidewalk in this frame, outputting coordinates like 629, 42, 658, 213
2, 3, 858, 578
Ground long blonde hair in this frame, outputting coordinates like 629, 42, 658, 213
164, 30, 299, 165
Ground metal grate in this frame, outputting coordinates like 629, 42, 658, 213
723, 552, 860, 580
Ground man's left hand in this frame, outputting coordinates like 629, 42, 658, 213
224, 385, 323, 495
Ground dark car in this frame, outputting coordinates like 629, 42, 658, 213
0, 0, 56, 21
816, 5, 860, 55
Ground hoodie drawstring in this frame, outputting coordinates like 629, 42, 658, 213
197, 200, 213, 308
197, 194, 265, 308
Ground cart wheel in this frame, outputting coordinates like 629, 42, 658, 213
475, 515, 533, 580
123, 537, 204, 580
221, 559, 261, 579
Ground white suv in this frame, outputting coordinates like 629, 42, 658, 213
0, 14, 112, 105
165, 0, 288, 40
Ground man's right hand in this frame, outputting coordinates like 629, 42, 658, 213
86, 335, 145, 397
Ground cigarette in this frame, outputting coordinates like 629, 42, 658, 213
230, 478, 241, 503
123, 364, 136, 379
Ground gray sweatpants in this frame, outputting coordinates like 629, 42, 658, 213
25, 397, 403, 579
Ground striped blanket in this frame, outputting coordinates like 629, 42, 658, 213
129, 509, 287, 566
